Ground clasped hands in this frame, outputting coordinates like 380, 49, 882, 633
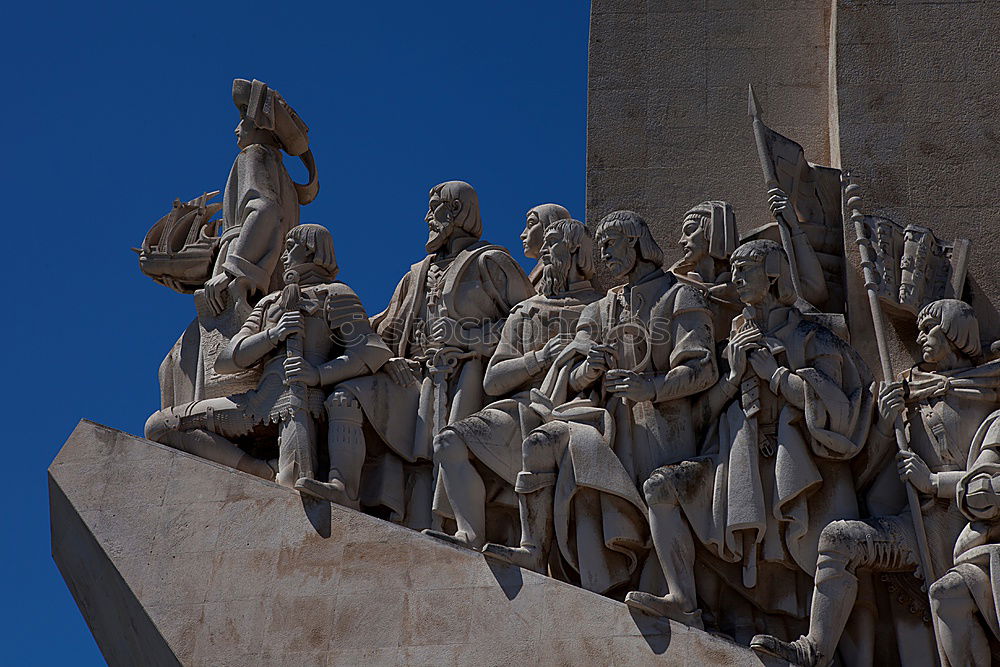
726, 325, 780, 384
264, 311, 322, 387
578, 344, 655, 402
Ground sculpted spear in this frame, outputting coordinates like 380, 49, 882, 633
845, 176, 937, 587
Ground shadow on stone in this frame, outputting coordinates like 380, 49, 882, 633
627, 607, 672, 655
301, 495, 331, 538
484, 557, 524, 600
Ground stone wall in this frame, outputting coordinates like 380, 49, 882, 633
50, 421, 784, 666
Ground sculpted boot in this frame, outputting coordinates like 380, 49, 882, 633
749, 635, 820, 667
295, 392, 363, 510
481, 471, 555, 574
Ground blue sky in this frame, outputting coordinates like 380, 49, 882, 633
5, 1, 589, 662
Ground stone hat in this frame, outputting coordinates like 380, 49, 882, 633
232, 79, 310, 156
232, 79, 318, 205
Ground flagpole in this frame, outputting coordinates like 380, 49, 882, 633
845, 175, 937, 589
748, 84, 804, 301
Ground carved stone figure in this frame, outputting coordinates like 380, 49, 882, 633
318, 181, 534, 527
426, 218, 602, 549
626, 239, 873, 632
519, 203, 571, 290
930, 408, 1000, 666
750, 298, 1000, 666
203, 78, 319, 315
145, 224, 391, 489
483, 210, 717, 595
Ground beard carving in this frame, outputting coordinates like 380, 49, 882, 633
607, 245, 637, 280
539, 247, 572, 297
425, 217, 455, 253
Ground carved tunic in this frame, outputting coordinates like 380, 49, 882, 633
445, 281, 602, 485
338, 239, 534, 463
213, 144, 300, 298
651, 307, 873, 616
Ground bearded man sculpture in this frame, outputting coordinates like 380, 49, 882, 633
426, 218, 602, 548
145, 224, 391, 488
307, 181, 533, 529
626, 239, 873, 634
483, 210, 717, 595
751, 298, 1000, 666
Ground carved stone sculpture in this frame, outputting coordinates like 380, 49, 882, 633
483, 211, 717, 595
750, 299, 1000, 666
930, 409, 1000, 666
626, 239, 873, 633
203, 78, 318, 315
144, 224, 390, 490
425, 218, 602, 549
519, 203, 571, 291
320, 181, 534, 527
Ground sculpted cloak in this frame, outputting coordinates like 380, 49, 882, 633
213, 144, 301, 298
651, 306, 873, 617
539, 271, 717, 593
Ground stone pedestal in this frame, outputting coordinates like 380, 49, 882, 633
50, 420, 784, 666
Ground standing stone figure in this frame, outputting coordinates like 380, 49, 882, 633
426, 218, 602, 548
930, 409, 1000, 666
627, 239, 873, 631
145, 225, 391, 487
519, 203, 571, 290
316, 181, 534, 527
751, 298, 1000, 666
203, 78, 319, 315
484, 210, 717, 595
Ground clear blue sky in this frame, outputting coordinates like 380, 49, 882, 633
5, 1, 589, 662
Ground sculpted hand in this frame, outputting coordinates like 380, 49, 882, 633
384, 357, 419, 387
897, 450, 936, 495
768, 187, 800, 233
204, 273, 232, 315
538, 333, 575, 364
726, 327, 762, 383
748, 347, 779, 382
605, 369, 655, 402
580, 344, 611, 382
877, 381, 905, 429
284, 356, 321, 386
269, 311, 304, 343
429, 316, 463, 348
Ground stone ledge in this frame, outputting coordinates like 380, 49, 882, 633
50, 420, 783, 666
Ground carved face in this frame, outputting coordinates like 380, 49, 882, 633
597, 228, 636, 280
731, 256, 770, 306
521, 211, 544, 259
678, 215, 709, 264
234, 115, 255, 150
282, 236, 311, 272
425, 193, 458, 253
917, 318, 952, 366
538, 227, 572, 296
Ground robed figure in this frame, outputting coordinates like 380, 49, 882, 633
627, 239, 873, 634
316, 181, 533, 528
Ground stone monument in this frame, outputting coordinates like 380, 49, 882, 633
50, 3, 1000, 665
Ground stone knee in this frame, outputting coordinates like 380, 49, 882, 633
929, 571, 976, 619
144, 408, 179, 443
433, 428, 468, 466
324, 390, 363, 425
521, 426, 560, 474
643, 466, 685, 509
816, 520, 871, 575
